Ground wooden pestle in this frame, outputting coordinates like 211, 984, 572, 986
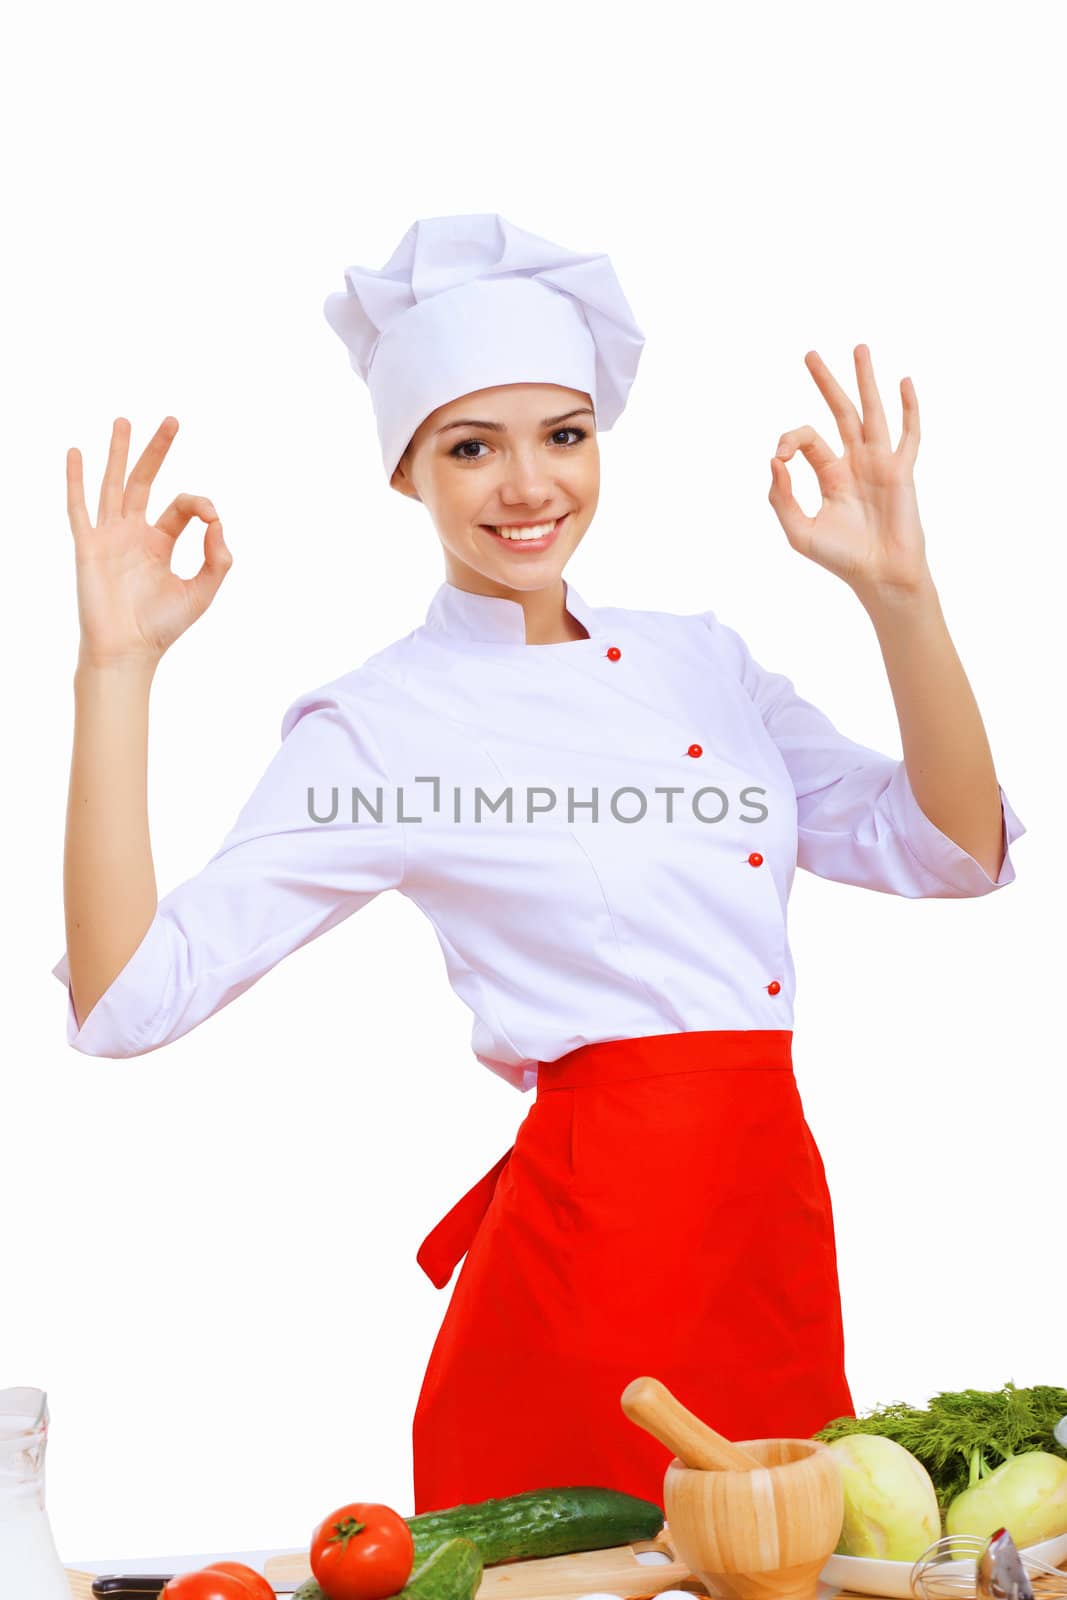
620, 1376, 765, 1471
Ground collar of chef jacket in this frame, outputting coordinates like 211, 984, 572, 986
424, 577, 599, 646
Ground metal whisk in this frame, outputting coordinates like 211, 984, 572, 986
910, 1529, 1067, 1600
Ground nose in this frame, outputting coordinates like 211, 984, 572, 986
497, 448, 556, 509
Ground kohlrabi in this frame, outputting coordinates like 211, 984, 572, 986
945, 1449, 1067, 1545
827, 1434, 942, 1560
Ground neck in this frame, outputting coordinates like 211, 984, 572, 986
442, 559, 588, 645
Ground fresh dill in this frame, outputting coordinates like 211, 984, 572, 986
813, 1383, 1067, 1515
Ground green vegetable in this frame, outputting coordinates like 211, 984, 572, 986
945, 1450, 1067, 1545
399, 1485, 663, 1567
396, 1537, 483, 1600
827, 1434, 942, 1560
814, 1382, 1067, 1517
293, 1485, 664, 1598
297, 1540, 483, 1600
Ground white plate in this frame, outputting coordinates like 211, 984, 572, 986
818, 1527, 1067, 1599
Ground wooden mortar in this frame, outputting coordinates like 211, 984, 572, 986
621, 1377, 844, 1600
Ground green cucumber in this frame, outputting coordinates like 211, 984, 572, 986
399, 1536, 482, 1599
293, 1484, 664, 1597
402, 1484, 664, 1566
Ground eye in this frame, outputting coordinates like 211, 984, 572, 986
449, 438, 491, 461
448, 426, 588, 462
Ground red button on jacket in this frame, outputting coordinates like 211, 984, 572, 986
606, 646, 621, 661
687, 743, 703, 758
748, 852, 764, 867
767, 980, 781, 996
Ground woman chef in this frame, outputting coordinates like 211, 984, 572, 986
55, 212, 1025, 1515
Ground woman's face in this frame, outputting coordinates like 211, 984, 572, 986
390, 383, 600, 596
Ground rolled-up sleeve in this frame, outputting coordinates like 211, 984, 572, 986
52, 683, 405, 1056
705, 613, 1026, 899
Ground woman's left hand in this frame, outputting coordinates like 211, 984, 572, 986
768, 344, 931, 600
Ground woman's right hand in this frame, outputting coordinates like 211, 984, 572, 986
67, 415, 233, 668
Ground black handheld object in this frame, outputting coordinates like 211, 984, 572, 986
90, 1578, 172, 1596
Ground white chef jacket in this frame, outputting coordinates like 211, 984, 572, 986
52, 579, 1026, 1094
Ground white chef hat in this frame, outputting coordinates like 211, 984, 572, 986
323, 212, 646, 482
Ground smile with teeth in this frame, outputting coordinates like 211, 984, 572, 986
484, 515, 566, 542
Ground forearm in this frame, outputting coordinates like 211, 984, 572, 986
64, 656, 160, 1027
855, 574, 1006, 879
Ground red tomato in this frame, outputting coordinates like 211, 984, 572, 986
161, 1568, 263, 1600
203, 1562, 276, 1599
310, 1501, 415, 1600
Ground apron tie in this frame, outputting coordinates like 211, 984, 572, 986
416, 1145, 514, 1289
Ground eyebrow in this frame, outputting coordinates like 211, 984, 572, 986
434, 406, 595, 437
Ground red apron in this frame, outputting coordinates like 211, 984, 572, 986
412, 1029, 854, 1513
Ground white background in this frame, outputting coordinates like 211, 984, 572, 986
5, 0, 1062, 1569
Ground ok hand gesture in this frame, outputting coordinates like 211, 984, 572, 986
768, 345, 931, 602
67, 416, 232, 668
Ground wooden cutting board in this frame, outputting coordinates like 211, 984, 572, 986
62, 1538, 705, 1600
264, 1526, 707, 1595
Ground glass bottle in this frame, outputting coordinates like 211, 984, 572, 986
0, 1386, 72, 1598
